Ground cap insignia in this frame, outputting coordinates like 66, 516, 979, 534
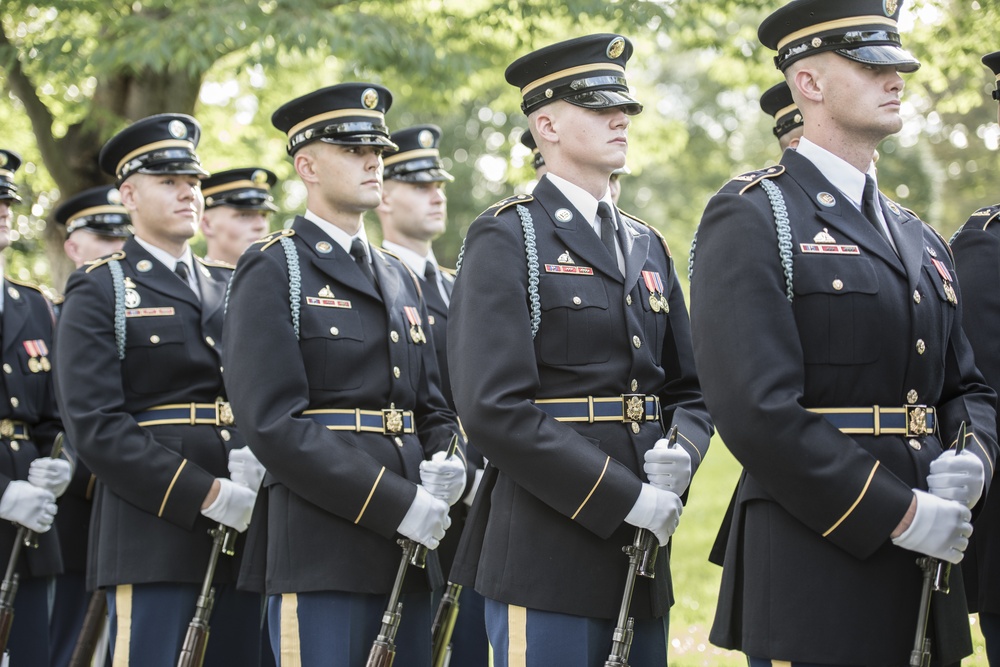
137, 259, 153, 272
252, 169, 269, 185
107, 188, 122, 205
607, 37, 626, 59
813, 228, 836, 243
418, 130, 434, 148
315, 241, 333, 254
817, 192, 836, 207
168, 120, 187, 139
362, 88, 379, 110
554, 208, 573, 222
884, 0, 898, 16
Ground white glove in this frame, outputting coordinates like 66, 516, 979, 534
201, 478, 256, 532
892, 489, 973, 564
397, 485, 451, 549
28, 457, 73, 498
644, 438, 692, 496
928, 449, 985, 508
228, 447, 266, 491
419, 451, 467, 506
463, 468, 485, 508
624, 483, 683, 547
0, 480, 57, 533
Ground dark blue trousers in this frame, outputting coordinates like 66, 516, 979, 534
484, 597, 668, 667
449, 586, 488, 666
267, 590, 432, 667
5, 576, 51, 666
107, 582, 261, 667
49, 572, 87, 667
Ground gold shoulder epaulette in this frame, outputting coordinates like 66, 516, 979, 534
971, 204, 1000, 230
621, 211, 671, 258
5, 275, 43, 294
39, 285, 64, 304
84, 250, 127, 274
439, 265, 456, 277
196, 256, 235, 270
256, 229, 295, 251
923, 222, 955, 263
730, 165, 786, 195
485, 194, 534, 217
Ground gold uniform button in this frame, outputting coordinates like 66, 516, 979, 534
909, 439, 922, 451
626, 295, 632, 306
9, 397, 17, 408
2, 364, 10, 374
150, 335, 160, 344
390, 331, 399, 343
907, 390, 918, 404
330, 327, 340, 336
205, 336, 215, 347
913, 290, 921, 304
393, 366, 401, 378
916, 339, 926, 355
572, 296, 582, 305
832, 279, 844, 291
220, 429, 231, 442
9, 441, 18, 452
394, 436, 404, 447
632, 336, 642, 349
630, 379, 638, 392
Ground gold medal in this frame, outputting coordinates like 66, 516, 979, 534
410, 324, 422, 344
40, 357, 50, 372
27, 358, 40, 373
659, 295, 669, 313
943, 281, 957, 305
649, 293, 661, 313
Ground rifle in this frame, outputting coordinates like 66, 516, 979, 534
0, 432, 64, 655
605, 425, 677, 667
176, 524, 237, 667
909, 420, 967, 667
68, 589, 108, 667
430, 582, 462, 667
368, 434, 461, 667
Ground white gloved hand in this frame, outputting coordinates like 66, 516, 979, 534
419, 451, 467, 506
892, 489, 973, 564
201, 478, 256, 532
397, 485, 451, 549
228, 447, 266, 491
644, 438, 692, 496
0, 480, 57, 533
928, 449, 985, 508
624, 483, 683, 547
463, 468, 485, 508
28, 457, 73, 498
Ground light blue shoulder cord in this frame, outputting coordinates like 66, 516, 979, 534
279, 237, 302, 340
108, 260, 127, 360
760, 178, 795, 302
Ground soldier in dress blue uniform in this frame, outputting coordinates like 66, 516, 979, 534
221, 84, 467, 666
690, 2, 997, 665
0, 149, 72, 665
375, 124, 489, 665
761, 80, 804, 151
50, 185, 130, 667
447, 34, 713, 667
951, 49, 1000, 666
53, 114, 261, 667
199, 167, 276, 266
520, 131, 546, 177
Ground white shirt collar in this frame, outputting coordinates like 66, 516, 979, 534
382, 240, 436, 278
545, 173, 616, 234
796, 137, 877, 209
134, 236, 195, 274
304, 210, 371, 263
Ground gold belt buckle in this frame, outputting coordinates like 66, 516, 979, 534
216, 401, 235, 426
383, 404, 404, 434
0, 419, 13, 439
622, 394, 647, 424
905, 405, 929, 437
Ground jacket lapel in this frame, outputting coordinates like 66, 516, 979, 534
123, 239, 201, 308
195, 259, 227, 336
618, 213, 650, 298
881, 195, 924, 293
292, 217, 382, 302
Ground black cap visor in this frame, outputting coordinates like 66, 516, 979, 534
388, 168, 455, 184
836, 44, 921, 72
207, 191, 278, 212
565, 89, 643, 115
68, 220, 131, 238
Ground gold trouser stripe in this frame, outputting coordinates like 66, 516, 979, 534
507, 604, 527, 667
158, 459, 187, 518
823, 461, 880, 537
572, 456, 609, 520
85, 473, 97, 501
354, 467, 385, 524
772, 661, 793, 667
112, 585, 132, 666
280, 593, 302, 667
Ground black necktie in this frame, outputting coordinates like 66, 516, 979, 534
350, 238, 377, 289
862, 176, 889, 243
423, 261, 448, 311
174, 261, 196, 296
597, 202, 617, 261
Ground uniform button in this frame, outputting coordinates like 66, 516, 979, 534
393, 366, 401, 378
632, 336, 642, 349
631, 379, 638, 392
626, 295, 632, 306
9, 442, 17, 452
394, 436, 404, 447
205, 336, 215, 347
2, 364, 10, 374
907, 389, 918, 404
390, 331, 399, 342
220, 429, 231, 442
916, 339, 926, 355
150, 335, 160, 344
913, 290, 921, 304
572, 296, 582, 305
832, 279, 844, 291
631, 423, 640, 434
9, 397, 17, 408
330, 327, 340, 336
909, 439, 922, 451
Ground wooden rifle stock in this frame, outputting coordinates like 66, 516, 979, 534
68, 589, 108, 667
176, 524, 236, 667
430, 582, 462, 667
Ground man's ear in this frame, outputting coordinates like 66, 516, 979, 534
294, 147, 319, 184
119, 180, 139, 214
533, 107, 559, 145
